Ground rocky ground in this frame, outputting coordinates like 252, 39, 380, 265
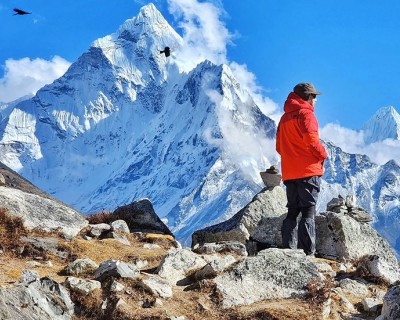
0, 212, 394, 320
0, 165, 399, 319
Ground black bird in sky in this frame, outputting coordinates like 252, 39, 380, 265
160, 47, 171, 57
13, 8, 32, 16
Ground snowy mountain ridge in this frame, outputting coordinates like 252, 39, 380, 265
0, 3, 399, 251
362, 105, 400, 144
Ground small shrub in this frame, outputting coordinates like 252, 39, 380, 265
70, 289, 106, 319
0, 208, 28, 254
87, 211, 113, 225
306, 278, 332, 310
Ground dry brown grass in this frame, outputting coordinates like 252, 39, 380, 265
86, 211, 114, 225
0, 208, 28, 254
61, 235, 169, 269
306, 278, 332, 312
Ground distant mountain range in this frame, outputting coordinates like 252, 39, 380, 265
0, 4, 399, 252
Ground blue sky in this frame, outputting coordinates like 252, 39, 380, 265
1, 0, 399, 164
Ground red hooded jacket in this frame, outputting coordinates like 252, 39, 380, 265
276, 92, 327, 181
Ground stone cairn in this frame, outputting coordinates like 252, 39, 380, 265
260, 165, 282, 188
326, 194, 373, 223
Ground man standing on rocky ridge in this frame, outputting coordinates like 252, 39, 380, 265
276, 83, 328, 256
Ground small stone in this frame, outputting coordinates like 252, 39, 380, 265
260, 170, 282, 188
362, 297, 382, 313
95, 260, 140, 281
345, 195, 357, 208
327, 197, 345, 210
66, 277, 101, 295
20, 269, 40, 284
26, 261, 42, 268
89, 223, 111, 237
131, 258, 148, 269
266, 165, 279, 174
65, 258, 99, 276
143, 243, 161, 250
348, 208, 373, 223
115, 298, 127, 309
110, 280, 125, 292
0, 173, 5, 186
338, 263, 347, 272
140, 275, 173, 298
339, 278, 369, 298
111, 220, 130, 233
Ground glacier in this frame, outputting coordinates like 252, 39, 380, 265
0, 3, 399, 251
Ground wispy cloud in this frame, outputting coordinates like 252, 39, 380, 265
0, 56, 71, 103
205, 89, 279, 183
167, 0, 231, 71
320, 122, 400, 165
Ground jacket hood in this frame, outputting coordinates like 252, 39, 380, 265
284, 92, 314, 113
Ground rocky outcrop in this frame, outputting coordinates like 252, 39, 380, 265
213, 248, 323, 308
113, 199, 173, 236
0, 274, 74, 320
192, 187, 287, 247
377, 286, 400, 320
316, 211, 397, 264
0, 186, 87, 238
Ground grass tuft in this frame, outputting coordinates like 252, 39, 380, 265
0, 208, 28, 255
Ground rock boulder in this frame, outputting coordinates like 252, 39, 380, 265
113, 199, 172, 235
192, 187, 287, 247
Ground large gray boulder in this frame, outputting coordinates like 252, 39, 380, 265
356, 255, 400, 284
213, 248, 323, 308
0, 276, 74, 320
377, 285, 400, 320
0, 186, 87, 238
192, 187, 287, 247
113, 198, 172, 235
316, 211, 398, 264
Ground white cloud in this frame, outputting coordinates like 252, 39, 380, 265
320, 122, 365, 152
320, 122, 400, 165
0, 56, 71, 103
205, 89, 279, 183
167, 0, 231, 72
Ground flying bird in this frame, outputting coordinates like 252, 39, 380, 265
13, 8, 32, 15
160, 47, 171, 57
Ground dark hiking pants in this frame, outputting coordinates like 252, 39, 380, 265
281, 176, 321, 255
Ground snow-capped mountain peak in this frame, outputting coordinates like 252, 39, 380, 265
93, 3, 182, 73
362, 106, 400, 144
